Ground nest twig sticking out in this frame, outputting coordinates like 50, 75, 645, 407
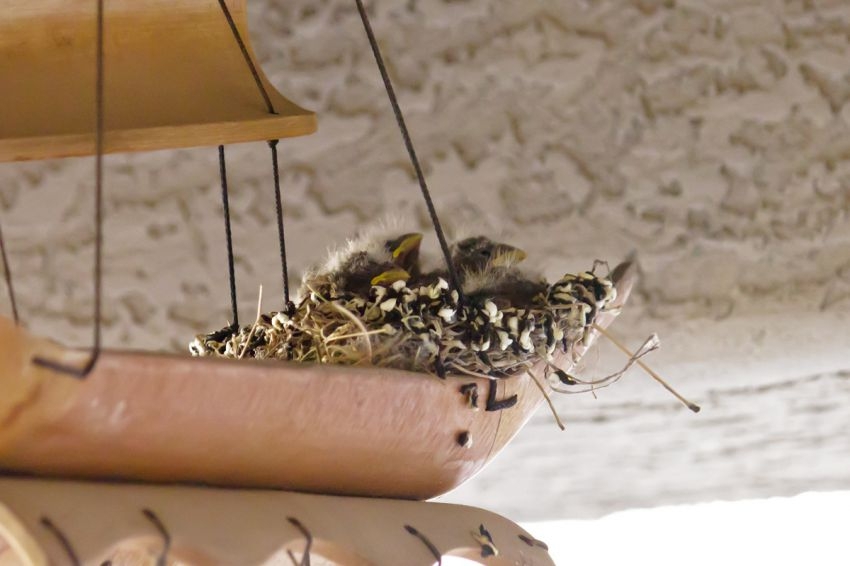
190, 269, 619, 383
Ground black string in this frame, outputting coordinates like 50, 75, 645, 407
268, 140, 293, 312
219, 145, 239, 327
40, 517, 81, 566
32, 0, 104, 378
353, 0, 465, 305
91, 0, 104, 370
286, 517, 313, 566
0, 216, 19, 324
216, 0, 277, 115
142, 509, 171, 566
404, 525, 442, 564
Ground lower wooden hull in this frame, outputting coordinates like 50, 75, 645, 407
0, 477, 556, 565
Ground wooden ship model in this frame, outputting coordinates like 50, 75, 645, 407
0, 1, 642, 564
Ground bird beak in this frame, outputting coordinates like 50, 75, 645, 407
371, 267, 412, 286
389, 233, 423, 268
490, 244, 527, 267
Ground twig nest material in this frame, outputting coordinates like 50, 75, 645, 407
189, 270, 618, 379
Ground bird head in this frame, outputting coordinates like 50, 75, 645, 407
385, 232, 423, 273
300, 227, 424, 299
366, 232, 423, 287
451, 236, 527, 273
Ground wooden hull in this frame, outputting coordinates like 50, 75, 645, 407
0, 327, 537, 499
0, 268, 634, 500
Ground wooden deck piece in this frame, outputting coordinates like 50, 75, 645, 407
0, 0, 316, 162
0, 477, 557, 565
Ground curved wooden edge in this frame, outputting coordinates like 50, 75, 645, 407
0, 315, 504, 499
0, 477, 556, 566
0, 502, 46, 566
0, 0, 316, 162
1, 111, 318, 163
487, 256, 638, 458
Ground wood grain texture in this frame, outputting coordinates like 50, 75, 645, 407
0, 0, 316, 161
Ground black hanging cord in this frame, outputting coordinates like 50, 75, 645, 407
216, 0, 277, 115
219, 145, 240, 328
90, 0, 105, 370
0, 216, 19, 324
217, 1, 294, 312
353, 0, 465, 305
268, 140, 294, 313
32, 0, 104, 378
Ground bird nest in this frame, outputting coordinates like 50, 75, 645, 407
189, 269, 619, 383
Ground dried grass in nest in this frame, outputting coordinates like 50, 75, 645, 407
189, 268, 705, 425
190, 271, 618, 384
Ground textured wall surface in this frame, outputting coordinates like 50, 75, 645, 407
1, 0, 849, 521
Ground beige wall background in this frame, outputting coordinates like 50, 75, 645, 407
1, 0, 849, 520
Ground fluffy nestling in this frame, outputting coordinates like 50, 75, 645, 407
421, 235, 547, 308
299, 225, 423, 300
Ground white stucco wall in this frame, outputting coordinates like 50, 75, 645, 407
1, 0, 848, 520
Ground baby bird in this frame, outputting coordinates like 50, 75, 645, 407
300, 229, 423, 300
463, 266, 548, 308
421, 236, 546, 307
452, 236, 528, 274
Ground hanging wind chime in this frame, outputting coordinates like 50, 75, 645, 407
0, 1, 695, 564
